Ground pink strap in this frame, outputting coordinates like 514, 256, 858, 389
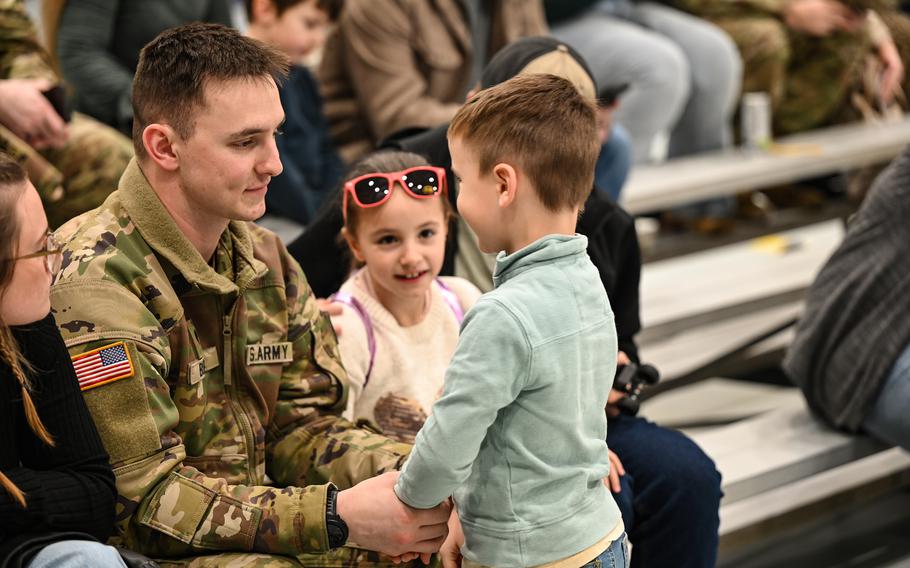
330, 291, 377, 387
330, 280, 464, 388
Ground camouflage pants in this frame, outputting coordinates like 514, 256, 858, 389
0, 111, 132, 228
156, 548, 439, 567
710, 16, 869, 135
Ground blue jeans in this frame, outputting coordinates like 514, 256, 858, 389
596, 124, 633, 202
27, 540, 126, 568
582, 533, 631, 568
607, 414, 722, 568
862, 341, 910, 452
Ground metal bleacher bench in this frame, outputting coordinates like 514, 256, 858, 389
620, 116, 910, 215
691, 400, 910, 558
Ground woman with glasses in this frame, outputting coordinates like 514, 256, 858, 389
0, 152, 125, 567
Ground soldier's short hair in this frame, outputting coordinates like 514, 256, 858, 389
448, 73, 599, 212
131, 23, 290, 160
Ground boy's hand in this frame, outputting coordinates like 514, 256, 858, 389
440, 510, 465, 568
603, 450, 626, 493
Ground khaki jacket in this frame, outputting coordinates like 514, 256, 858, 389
51, 160, 410, 559
319, 0, 548, 162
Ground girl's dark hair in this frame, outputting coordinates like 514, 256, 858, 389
0, 153, 55, 509
341, 150, 453, 236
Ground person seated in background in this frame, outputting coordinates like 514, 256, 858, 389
246, 0, 346, 225
785, 146, 910, 453
0, 0, 132, 229
50, 0, 233, 135
545, 0, 742, 163
51, 23, 450, 566
0, 152, 121, 568
318, 0, 548, 163
669, 0, 908, 135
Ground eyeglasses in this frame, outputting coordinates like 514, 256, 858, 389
342, 166, 447, 222
14, 230, 64, 275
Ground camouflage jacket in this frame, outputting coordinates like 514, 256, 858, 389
0, 0, 64, 198
50, 159, 411, 559
670, 0, 895, 20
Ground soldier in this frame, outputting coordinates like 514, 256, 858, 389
669, 0, 907, 134
0, 0, 132, 228
50, 23, 450, 568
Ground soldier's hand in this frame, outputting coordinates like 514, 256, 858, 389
337, 472, 451, 556
783, 0, 864, 36
0, 78, 69, 150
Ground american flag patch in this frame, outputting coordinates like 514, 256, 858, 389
72, 342, 135, 391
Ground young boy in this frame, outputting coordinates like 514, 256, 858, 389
394, 74, 628, 567
245, 0, 345, 224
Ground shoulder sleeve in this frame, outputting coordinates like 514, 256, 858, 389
56, 0, 134, 129
327, 0, 461, 140
395, 298, 529, 508
265, 247, 411, 492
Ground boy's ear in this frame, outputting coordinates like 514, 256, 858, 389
142, 123, 180, 172
341, 227, 366, 263
493, 163, 518, 209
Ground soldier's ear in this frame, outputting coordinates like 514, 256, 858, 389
143, 123, 179, 172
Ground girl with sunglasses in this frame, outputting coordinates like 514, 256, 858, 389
330, 151, 481, 444
0, 153, 124, 567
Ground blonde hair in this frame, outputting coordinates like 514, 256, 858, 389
0, 153, 55, 508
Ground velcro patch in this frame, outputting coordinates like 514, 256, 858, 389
245, 342, 293, 365
72, 341, 135, 391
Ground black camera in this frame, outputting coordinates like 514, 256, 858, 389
612, 362, 660, 416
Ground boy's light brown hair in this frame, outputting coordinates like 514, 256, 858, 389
448, 73, 599, 212
131, 23, 289, 160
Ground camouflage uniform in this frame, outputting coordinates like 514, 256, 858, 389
669, 0, 875, 134
50, 159, 417, 567
0, 0, 132, 228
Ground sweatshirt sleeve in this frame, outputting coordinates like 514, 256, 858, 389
0, 314, 116, 543
394, 299, 529, 508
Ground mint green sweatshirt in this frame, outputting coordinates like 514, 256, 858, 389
395, 234, 622, 566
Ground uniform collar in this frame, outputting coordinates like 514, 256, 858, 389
117, 159, 268, 294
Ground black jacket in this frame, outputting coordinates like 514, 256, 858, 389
1, 314, 117, 566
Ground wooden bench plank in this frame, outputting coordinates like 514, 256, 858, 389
640, 220, 842, 339
622, 118, 910, 214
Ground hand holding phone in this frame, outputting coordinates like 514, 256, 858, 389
0, 78, 69, 150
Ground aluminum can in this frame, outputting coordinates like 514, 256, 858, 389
741, 92, 772, 150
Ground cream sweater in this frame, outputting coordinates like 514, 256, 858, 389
333, 271, 481, 443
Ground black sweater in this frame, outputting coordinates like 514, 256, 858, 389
0, 314, 117, 564
784, 147, 910, 431
288, 124, 642, 361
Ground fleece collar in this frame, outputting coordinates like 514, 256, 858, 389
117, 159, 267, 294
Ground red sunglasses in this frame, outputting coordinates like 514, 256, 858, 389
342, 166, 447, 221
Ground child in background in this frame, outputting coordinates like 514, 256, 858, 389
245, 0, 345, 225
331, 151, 481, 444
394, 74, 629, 567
